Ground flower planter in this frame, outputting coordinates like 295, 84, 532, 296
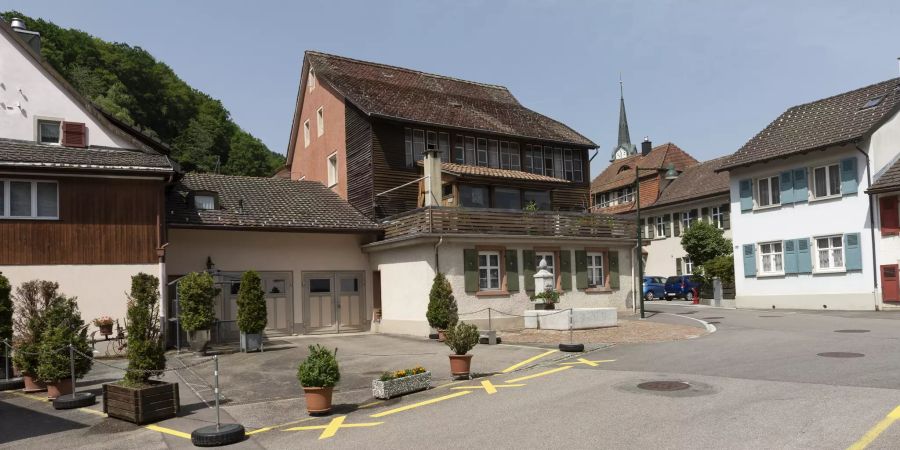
103, 380, 180, 425
372, 371, 431, 399
448, 354, 473, 377
23, 374, 47, 393
302, 386, 333, 414
99, 324, 114, 336
240, 332, 263, 353
187, 329, 210, 354
47, 378, 73, 400
532, 302, 556, 310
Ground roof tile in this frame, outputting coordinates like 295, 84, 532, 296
0, 138, 173, 172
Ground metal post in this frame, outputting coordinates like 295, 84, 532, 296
69, 344, 76, 395
175, 286, 181, 354
569, 309, 573, 344
4, 339, 9, 380
488, 308, 492, 332
214, 355, 220, 430
636, 170, 645, 319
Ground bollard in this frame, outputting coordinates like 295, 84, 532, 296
4, 339, 8, 380
69, 344, 76, 396
559, 308, 584, 353
191, 355, 245, 446
488, 308, 492, 332
52, 344, 96, 409
214, 355, 220, 430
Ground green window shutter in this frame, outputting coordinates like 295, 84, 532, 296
779, 171, 794, 204
523, 250, 536, 291
722, 204, 731, 230
575, 250, 588, 290
797, 238, 812, 274
783, 239, 798, 274
559, 250, 572, 291
663, 214, 671, 237
841, 157, 859, 195
673, 213, 681, 237
608, 250, 620, 290
676, 257, 683, 276
793, 168, 808, 203
701, 207, 709, 223
845, 233, 862, 270
505, 250, 519, 292
647, 217, 655, 239
639, 219, 645, 239
463, 249, 479, 293
739, 179, 753, 212
742, 244, 756, 277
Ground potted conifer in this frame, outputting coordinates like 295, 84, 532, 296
236, 271, 267, 352
297, 344, 340, 414
425, 273, 458, 341
12, 280, 57, 393
444, 322, 479, 378
178, 272, 219, 354
37, 295, 92, 399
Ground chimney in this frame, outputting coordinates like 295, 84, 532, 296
423, 147, 443, 207
641, 137, 652, 156
9, 18, 41, 54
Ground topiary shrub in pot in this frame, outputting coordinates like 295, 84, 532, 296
177, 272, 219, 354
444, 322, 479, 378
425, 273, 458, 341
37, 295, 92, 399
12, 280, 58, 392
297, 344, 340, 414
236, 271, 267, 353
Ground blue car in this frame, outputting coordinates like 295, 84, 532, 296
664, 275, 703, 301
642, 276, 667, 301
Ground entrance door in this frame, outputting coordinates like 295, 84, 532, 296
303, 272, 366, 334
263, 277, 291, 335
881, 264, 899, 303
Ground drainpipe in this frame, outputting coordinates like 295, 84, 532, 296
855, 143, 879, 310
434, 235, 444, 274
631, 241, 640, 314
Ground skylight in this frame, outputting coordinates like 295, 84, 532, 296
861, 95, 885, 109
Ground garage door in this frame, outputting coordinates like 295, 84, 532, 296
303, 272, 366, 334
216, 271, 293, 340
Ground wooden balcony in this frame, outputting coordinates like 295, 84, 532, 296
381, 207, 636, 241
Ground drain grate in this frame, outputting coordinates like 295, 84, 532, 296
637, 381, 690, 391
817, 352, 865, 358
834, 330, 870, 333
701, 317, 724, 320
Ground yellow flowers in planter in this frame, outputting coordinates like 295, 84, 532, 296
379, 366, 427, 382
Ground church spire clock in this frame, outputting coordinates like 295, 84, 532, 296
611, 75, 637, 162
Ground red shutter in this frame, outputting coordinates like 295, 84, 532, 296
62, 122, 87, 148
879, 195, 899, 236
881, 265, 900, 303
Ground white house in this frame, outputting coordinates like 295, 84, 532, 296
719, 76, 900, 310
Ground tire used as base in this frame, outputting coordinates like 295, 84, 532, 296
0, 377, 25, 391
191, 423, 246, 447
558, 343, 585, 352
52, 392, 96, 410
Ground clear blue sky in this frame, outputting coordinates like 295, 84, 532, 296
8, 0, 900, 176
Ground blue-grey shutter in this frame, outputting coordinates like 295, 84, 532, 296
663, 214, 671, 237
793, 168, 808, 203
742, 244, 756, 278
780, 171, 794, 204
783, 239, 798, 274
797, 238, 812, 274
841, 157, 858, 195
739, 180, 753, 212
845, 232, 862, 271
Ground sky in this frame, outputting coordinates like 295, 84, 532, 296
6, 0, 900, 177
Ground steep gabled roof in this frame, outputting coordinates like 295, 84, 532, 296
590, 143, 698, 194
720, 77, 900, 171
0, 138, 173, 173
644, 156, 730, 210
868, 156, 900, 194
418, 161, 569, 184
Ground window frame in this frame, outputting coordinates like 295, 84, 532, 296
326, 152, 338, 187
655, 216, 665, 239
1, 179, 59, 220
710, 206, 724, 229
193, 193, 217, 210
813, 234, 845, 273
476, 246, 507, 295
303, 120, 311, 148
37, 118, 62, 145
586, 251, 607, 289
683, 256, 693, 275
757, 241, 785, 276
307, 68, 316, 92
811, 163, 842, 200
755, 175, 781, 209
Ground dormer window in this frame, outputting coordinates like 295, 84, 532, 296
194, 193, 217, 210
38, 119, 61, 144
617, 165, 632, 174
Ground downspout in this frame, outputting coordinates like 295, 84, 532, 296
434, 235, 444, 274
855, 143, 879, 310
632, 241, 639, 314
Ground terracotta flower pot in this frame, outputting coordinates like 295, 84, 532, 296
47, 378, 73, 400
23, 374, 47, 393
302, 386, 334, 414
99, 324, 113, 336
437, 330, 447, 342
448, 354, 473, 377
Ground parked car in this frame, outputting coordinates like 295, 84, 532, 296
664, 275, 703, 301
642, 276, 667, 301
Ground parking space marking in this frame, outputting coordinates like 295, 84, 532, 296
502, 349, 558, 373
560, 358, 616, 367
285, 415, 383, 440
145, 424, 192, 439
505, 365, 572, 383
359, 400, 383, 408
246, 417, 317, 435
369, 390, 471, 418
847, 405, 900, 450
451, 379, 524, 394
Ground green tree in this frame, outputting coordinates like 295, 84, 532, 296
124, 273, 166, 386
0, 274, 11, 346
426, 273, 458, 331
681, 221, 732, 268
225, 131, 282, 177
177, 272, 219, 332
11, 281, 58, 376
704, 254, 735, 284
37, 296, 92, 382
236, 271, 267, 334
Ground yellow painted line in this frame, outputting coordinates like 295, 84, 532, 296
369, 390, 471, 418
847, 405, 900, 450
78, 407, 107, 417
451, 379, 524, 395
501, 349, 558, 373
560, 358, 617, 367
145, 424, 192, 440
6, 390, 50, 402
359, 400, 383, 409
505, 365, 573, 383
433, 380, 465, 390
285, 415, 383, 440
246, 417, 317, 435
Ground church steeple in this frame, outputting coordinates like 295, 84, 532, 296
611, 76, 638, 162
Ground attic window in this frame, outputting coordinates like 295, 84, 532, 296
194, 193, 217, 210
617, 165, 632, 174
861, 95, 885, 110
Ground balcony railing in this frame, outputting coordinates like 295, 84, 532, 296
381, 207, 636, 240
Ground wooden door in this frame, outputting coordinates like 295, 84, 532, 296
881, 264, 899, 303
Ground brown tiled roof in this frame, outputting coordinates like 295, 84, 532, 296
644, 156, 730, 210
590, 143, 698, 194
868, 157, 900, 194
305, 51, 596, 147
418, 161, 570, 184
0, 138, 173, 172
167, 173, 379, 231
720, 77, 900, 171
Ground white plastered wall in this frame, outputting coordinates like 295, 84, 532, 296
641, 195, 732, 277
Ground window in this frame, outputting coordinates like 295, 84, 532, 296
413, 129, 425, 163
327, 153, 338, 187
812, 163, 841, 199
683, 257, 693, 275
655, 216, 665, 237
465, 137, 476, 165
316, 107, 324, 137
622, 187, 634, 203
438, 133, 450, 163
815, 235, 844, 271
587, 253, 605, 288
759, 241, 784, 275
564, 149, 574, 181
498, 141, 509, 169
494, 187, 521, 210
524, 190, 551, 210
861, 95, 884, 109
478, 251, 501, 290
459, 185, 489, 208
554, 148, 564, 179
711, 206, 725, 229
477, 139, 489, 167
2, 180, 58, 219
488, 140, 499, 168
303, 120, 310, 147
544, 146, 554, 176
427, 131, 438, 153
38, 119, 61, 144
535, 252, 555, 275
573, 151, 583, 182
597, 192, 611, 208
681, 211, 691, 231
756, 176, 780, 207
454, 136, 465, 164
307, 68, 316, 92
532, 146, 544, 175
194, 195, 216, 210
509, 143, 521, 171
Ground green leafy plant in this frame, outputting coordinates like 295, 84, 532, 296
444, 322, 479, 356
0, 274, 11, 345
11, 281, 58, 376
177, 272, 219, 332
236, 271, 267, 334
426, 273, 458, 331
681, 221, 732, 268
703, 254, 735, 284
530, 286, 560, 304
36, 296, 92, 382
297, 345, 340, 388
124, 273, 166, 386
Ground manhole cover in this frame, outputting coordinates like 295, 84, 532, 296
759, 315, 783, 318
637, 381, 690, 391
817, 352, 865, 358
701, 317, 724, 320
834, 330, 870, 333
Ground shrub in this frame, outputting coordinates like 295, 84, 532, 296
0, 274, 11, 345
177, 272, 219, 332
530, 286, 560, 304
703, 254, 735, 284
444, 322, 479, 355
426, 273, 457, 331
11, 281, 58, 376
236, 271, 267, 334
681, 221, 732, 267
124, 273, 166, 386
297, 344, 340, 388
36, 296, 92, 382
378, 366, 427, 381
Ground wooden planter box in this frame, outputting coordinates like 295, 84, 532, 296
103, 380, 179, 425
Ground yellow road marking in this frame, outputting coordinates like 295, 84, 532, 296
246, 417, 317, 435
359, 400, 383, 408
433, 380, 465, 389
847, 405, 900, 450
560, 358, 617, 367
5, 390, 50, 402
502, 349, 558, 373
505, 365, 573, 383
285, 415, 383, 440
145, 424, 192, 439
78, 407, 107, 417
369, 391, 471, 418
451, 379, 524, 394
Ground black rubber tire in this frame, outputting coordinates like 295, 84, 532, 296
644, 292, 655, 301
428, 333, 439, 340
558, 343, 585, 352
686, 292, 694, 302
52, 392, 96, 410
191, 423, 246, 447
0, 377, 24, 391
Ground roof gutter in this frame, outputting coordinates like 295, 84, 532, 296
856, 142, 880, 309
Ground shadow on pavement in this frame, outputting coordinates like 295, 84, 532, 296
0, 400, 88, 444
